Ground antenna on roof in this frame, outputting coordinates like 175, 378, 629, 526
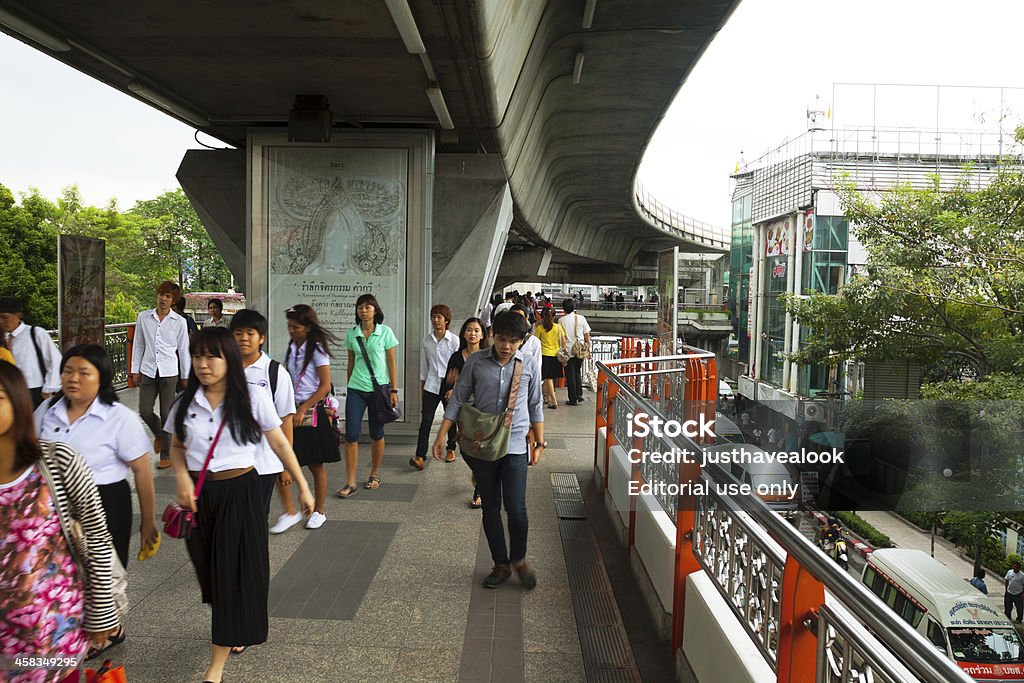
807, 94, 826, 132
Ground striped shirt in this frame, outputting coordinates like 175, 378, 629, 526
37, 441, 119, 633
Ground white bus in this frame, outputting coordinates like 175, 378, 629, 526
863, 548, 1024, 681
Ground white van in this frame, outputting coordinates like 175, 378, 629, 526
700, 443, 798, 516
863, 549, 1024, 681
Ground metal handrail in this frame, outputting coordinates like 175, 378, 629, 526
596, 352, 974, 683
634, 182, 731, 251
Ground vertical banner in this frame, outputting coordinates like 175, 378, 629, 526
58, 235, 105, 351
657, 247, 678, 353
261, 146, 410, 415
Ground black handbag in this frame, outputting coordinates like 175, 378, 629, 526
356, 335, 401, 424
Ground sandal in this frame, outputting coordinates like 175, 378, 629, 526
335, 485, 358, 498
86, 624, 125, 661
470, 495, 482, 509
364, 475, 381, 490
230, 645, 246, 654
445, 450, 456, 463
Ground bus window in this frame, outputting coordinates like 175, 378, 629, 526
926, 619, 947, 653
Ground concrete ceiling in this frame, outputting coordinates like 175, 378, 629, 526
0, 0, 738, 278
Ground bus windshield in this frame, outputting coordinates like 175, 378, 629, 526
948, 627, 1024, 663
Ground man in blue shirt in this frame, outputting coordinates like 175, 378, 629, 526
433, 311, 544, 590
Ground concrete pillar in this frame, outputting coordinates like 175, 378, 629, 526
431, 154, 512, 325
176, 149, 247, 291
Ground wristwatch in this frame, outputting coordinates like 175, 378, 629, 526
533, 441, 547, 449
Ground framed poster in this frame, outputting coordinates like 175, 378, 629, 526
57, 235, 105, 350
249, 132, 434, 423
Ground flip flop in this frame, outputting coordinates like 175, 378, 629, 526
85, 624, 125, 661
364, 475, 381, 490
230, 645, 246, 654
335, 485, 358, 498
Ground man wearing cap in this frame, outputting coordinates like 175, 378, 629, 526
0, 297, 62, 406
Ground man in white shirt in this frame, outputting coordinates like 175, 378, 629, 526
411, 305, 460, 469
1006, 561, 1024, 623
558, 299, 591, 406
131, 281, 191, 468
0, 297, 62, 407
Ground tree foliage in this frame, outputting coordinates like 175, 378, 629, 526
787, 165, 1024, 384
0, 183, 233, 329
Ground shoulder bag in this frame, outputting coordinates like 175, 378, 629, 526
356, 334, 401, 424
458, 358, 523, 461
570, 313, 591, 359
162, 420, 225, 540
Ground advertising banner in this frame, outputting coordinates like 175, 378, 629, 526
765, 218, 792, 256
58, 235, 105, 350
261, 147, 410, 414
657, 247, 678, 353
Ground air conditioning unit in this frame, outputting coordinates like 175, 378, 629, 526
801, 401, 825, 422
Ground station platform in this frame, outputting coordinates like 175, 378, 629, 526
107, 386, 674, 682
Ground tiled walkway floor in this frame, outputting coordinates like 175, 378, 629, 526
101, 388, 661, 681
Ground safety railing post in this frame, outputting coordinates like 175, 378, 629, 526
126, 324, 137, 388
776, 556, 825, 683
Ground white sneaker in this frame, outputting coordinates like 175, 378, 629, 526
305, 512, 327, 530
269, 512, 303, 534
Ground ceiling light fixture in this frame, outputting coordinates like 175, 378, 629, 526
0, 7, 70, 52
127, 80, 209, 128
426, 85, 454, 130
572, 53, 585, 85
384, 0, 426, 54
582, 0, 597, 29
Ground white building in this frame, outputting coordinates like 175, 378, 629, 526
728, 126, 1004, 424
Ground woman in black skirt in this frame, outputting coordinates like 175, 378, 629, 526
167, 328, 313, 683
282, 304, 340, 529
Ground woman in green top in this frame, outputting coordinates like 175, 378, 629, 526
336, 294, 399, 497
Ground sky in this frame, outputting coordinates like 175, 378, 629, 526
1, 0, 1023, 222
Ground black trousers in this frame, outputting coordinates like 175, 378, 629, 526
1005, 592, 1024, 621
415, 389, 456, 458
98, 479, 133, 569
565, 357, 584, 403
260, 473, 278, 520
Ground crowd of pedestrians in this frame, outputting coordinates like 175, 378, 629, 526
0, 286, 591, 682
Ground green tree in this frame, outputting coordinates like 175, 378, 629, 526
0, 184, 59, 328
131, 189, 231, 292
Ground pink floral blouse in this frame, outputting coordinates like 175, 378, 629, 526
0, 466, 88, 682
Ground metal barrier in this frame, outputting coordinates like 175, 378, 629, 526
594, 352, 974, 683
47, 324, 136, 390
104, 324, 133, 389
577, 302, 728, 313
634, 183, 730, 251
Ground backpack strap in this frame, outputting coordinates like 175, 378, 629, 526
269, 359, 280, 396
30, 326, 47, 380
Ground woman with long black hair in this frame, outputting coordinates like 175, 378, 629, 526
336, 293, 398, 498
167, 328, 313, 683
281, 304, 340, 529
34, 343, 158, 659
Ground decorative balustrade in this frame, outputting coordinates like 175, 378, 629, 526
594, 350, 974, 683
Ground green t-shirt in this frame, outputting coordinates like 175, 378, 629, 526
345, 324, 399, 392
